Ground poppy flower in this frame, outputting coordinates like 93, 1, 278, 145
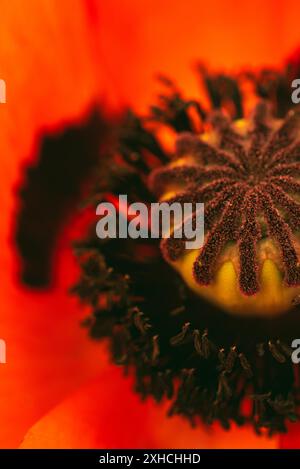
2, 0, 300, 450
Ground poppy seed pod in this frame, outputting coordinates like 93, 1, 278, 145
150, 104, 300, 316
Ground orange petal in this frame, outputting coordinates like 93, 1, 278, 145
99, 0, 300, 111
20, 363, 279, 449
0, 221, 109, 448
0, 0, 111, 448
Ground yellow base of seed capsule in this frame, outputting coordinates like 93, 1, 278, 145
171, 250, 300, 317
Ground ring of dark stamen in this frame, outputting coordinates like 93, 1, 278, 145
73, 94, 300, 435
72, 237, 300, 434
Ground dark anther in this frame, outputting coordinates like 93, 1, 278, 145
216, 371, 232, 401
151, 335, 160, 365
132, 309, 152, 335
267, 394, 297, 421
201, 329, 214, 359
251, 392, 272, 401
170, 322, 191, 346
268, 341, 286, 363
193, 329, 202, 355
225, 346, 237, 373
111, 325, 128, 365
217, 348, 226, 369
276, 339, 293, 358
181, 368, 196, 391
239, 353, 253, 378
170, 305, 186, 316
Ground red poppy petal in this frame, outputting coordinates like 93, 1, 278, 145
20, 363, 279, 449
0, 0, 110, 448
280, 422, 300, 448
99, 0, 300, 111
